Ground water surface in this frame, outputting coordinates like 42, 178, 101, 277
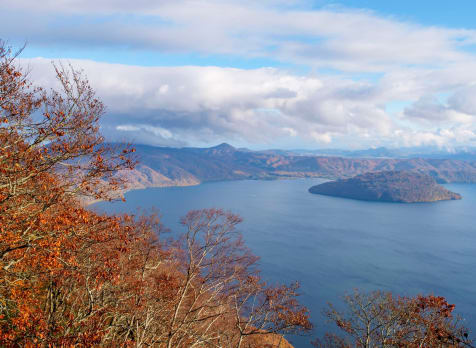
94, 179, 476, 347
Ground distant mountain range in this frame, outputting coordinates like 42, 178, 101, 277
116, 143, 476, 192
264, 146, 476, 160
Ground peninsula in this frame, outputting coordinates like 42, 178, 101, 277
308, 171, 462, 203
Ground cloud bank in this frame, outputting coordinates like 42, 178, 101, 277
4, 0, 476, 148
23, 58, 476, 149
5, 0, 476, 72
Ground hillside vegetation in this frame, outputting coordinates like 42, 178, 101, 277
0, 43, 310, 347
309, 171, 462, 203
119, 143, 476, 193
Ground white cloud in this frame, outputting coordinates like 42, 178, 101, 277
21, 57, 476, 148
6, 0, 476, 148
3, 0, 476, 72
404, 96, 472, 124
116, 124, 173, 139
392, 127, 476, 148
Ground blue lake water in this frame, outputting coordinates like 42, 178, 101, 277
94, 179, 476, 347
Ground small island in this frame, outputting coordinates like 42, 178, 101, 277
309, 171, 462, 203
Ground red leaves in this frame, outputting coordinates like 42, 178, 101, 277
415, 295, 456, 318
0, 40, 138, 346
0, 41, 308, 347
316, 290, 473, 348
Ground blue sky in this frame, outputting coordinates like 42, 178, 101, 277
322, 0, 476, 28
2, 0, 476, 149
17, 1, 476, 68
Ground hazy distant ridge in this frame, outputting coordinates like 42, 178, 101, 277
119, 143, 476, 190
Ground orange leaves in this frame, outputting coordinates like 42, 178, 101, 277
0, 41, 139, 344
415, 294, 456, 318
0, 41, 315, 347
1, 46, 136, 205
315, 290, 473, 348
0, 195, 156, 345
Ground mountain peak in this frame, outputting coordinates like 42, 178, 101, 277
211, 143, 236, 151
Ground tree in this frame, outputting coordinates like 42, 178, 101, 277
313, 289, 474, 348
0, 41, 135, 345
0, 39, 135, 270
0, 41, 311, 347
157, 208, 312, 348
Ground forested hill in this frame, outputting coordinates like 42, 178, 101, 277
118, 143, 476, 190
308, 171, 462, 203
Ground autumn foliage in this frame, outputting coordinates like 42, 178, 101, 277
0, 41, 312, 347
313, 290, 473, 348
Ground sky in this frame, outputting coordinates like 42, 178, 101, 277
2, 0, 476, 150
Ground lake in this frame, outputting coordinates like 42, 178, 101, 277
94, 178, 476, 347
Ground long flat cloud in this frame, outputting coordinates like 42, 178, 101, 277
5, 0, 476, 148
22, 58, 476, 148
3, 0, 476, 72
